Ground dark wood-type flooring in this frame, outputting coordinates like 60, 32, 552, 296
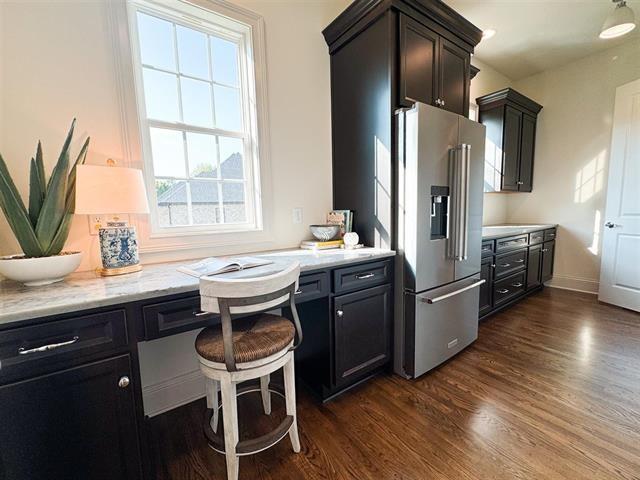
151, 288, 640, 479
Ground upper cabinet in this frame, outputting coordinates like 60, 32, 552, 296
477, 88, 543, 192
399, 14, 470, 115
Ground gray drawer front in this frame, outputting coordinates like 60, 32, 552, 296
493, 271, 526, 306
495, 249, 527, 278
495, 234, 528, 252
296, 272, 329, 303
529, 230, 544, 245
143, 295, 217, 340
481, 240, 494, 257
0, 310, 128, 383
333, 259, 392, 294
544, 228, 557, 241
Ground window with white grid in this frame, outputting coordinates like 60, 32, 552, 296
128, 0, 263, 235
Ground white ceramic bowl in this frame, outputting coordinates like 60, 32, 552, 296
0, 252, 82, 286
309, 224, 340, 241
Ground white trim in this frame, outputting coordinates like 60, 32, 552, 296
108, 0, 273, 255
142, 369, 206, 417
546, 274, 599, 295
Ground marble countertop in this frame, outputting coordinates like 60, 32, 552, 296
482, 224, 557, 240
0, 247, 395, 326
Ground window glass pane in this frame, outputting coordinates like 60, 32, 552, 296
213, 85, 242, 131
211, 36, 239, 86
137, 13, 176, 71
181, 77, 213, 127
149, 128, 186, 177
156, 179, 189, 227
143, 68, 179, 122
191, 180, 221, 225
186, 132, 217, 178
218, 137, 244, 179
222, 183, 246, 223
176, 25, 209, 80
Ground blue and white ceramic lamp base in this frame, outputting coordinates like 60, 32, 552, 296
98, 222, 142, 276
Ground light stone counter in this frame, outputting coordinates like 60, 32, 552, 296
0, 248, 395, 326
482, 224, 557, 240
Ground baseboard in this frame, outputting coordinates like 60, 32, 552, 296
142, 369, 206, 417
547, 275, 599, 295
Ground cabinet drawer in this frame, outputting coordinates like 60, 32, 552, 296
144, 295, 218, 340
494, 249, 527, 278
493, 271, 526, 306
529, 230, 544, 245
481, 240, 494, 257
295, 272, 329, 303
495, 234, 528, 252
0, 310, 128, 383
333, 259, 392, 294
544, 228, 557, 241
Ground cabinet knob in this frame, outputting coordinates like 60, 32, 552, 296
336, 309, 344, 318
118, 376, 130, 389
517, 181, 524, 185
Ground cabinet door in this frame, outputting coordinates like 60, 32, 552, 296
518, 114, 536, 191
479, 258, 493, 316
527, 244, 542, 290
399, 14, 438, 108
438, 38, 470, 116
0, 355, 141, 480
541, 241, 555, 283
334, 284, 391, 386
502, 106, 522, 191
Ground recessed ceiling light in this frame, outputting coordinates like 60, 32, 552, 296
600, 0, 636, 39
482, 29, 496, 40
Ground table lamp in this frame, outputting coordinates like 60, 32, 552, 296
75, 160, 149, 276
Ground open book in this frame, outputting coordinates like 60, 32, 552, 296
177, 256, 273, 278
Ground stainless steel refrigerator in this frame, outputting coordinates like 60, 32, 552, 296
394, 102, 486, 379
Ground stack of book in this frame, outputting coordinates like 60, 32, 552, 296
300, 239, 344, 250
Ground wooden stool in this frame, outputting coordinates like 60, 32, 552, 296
195, 263, 303, 480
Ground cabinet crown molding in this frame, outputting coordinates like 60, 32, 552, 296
476, 87, 543, 115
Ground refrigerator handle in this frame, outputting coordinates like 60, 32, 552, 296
448, 144, 470, 261
460, 144, 471, 260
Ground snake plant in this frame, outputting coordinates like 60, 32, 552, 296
0, 119, 90, 257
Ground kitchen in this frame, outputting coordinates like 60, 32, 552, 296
1, 0, 639, 479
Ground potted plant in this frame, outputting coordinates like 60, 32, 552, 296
0, 119, 90, 286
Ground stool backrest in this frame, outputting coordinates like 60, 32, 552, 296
199, 262, 300, 315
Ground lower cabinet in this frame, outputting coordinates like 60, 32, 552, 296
0, 355, 141, 480
527, 244, 542, 290
333, 284, 392, 386
479, 258, 494, 317
541, 241, 555, 282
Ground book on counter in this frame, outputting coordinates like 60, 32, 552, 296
300, 239, 344, 250
177, 256, 272, 277
327, 210, 353, 235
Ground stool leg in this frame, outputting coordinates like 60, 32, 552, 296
260, 374, 271, 415
205, 377, 219, 433
220, 376, 239, 480
283, 354, 301, 453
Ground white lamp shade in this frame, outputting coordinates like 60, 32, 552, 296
75, 165, 150, 215
600, 3, 636, 39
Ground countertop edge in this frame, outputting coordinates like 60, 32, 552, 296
481, 224, 558, 240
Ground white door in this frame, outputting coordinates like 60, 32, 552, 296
599, 78, 640, 312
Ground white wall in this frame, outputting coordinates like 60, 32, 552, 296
510, 39, 640, 293
469, 58, 512, 225
0, 0, 347, 272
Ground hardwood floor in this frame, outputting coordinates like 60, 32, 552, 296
150, 288, 640, 479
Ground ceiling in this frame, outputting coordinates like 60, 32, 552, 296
446, 0, 640, 80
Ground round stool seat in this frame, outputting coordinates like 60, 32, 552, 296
196, 314, 295, 365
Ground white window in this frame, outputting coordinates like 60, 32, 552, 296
127, 0, 264, 236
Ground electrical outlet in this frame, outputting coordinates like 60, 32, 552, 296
292, 208, 303, 224
88, 215, 106, 236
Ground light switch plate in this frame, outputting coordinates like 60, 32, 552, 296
292, 208, 303, 224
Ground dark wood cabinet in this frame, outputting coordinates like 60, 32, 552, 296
334, 284, 392, 386
399, 14, 438, 108
541, 241, 555, 282
479, 258, 494, 317
0, 355, 141, 480
527, 244, 542, 290
439, 37, 469, 115
477, 88, 542, 192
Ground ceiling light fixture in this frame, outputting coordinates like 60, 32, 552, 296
482, 29, 496, 40
600, 0, 636, 39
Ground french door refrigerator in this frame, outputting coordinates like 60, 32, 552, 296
394, 102, 486, 379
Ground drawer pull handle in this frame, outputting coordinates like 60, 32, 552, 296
294, 289, 303, 295
500, 263, 511, 267
192, 311, 210, 317
515, 259, 525, 263
18, 336, 79, 355
511, 283, 523, 288
497, 288, 509, 294
355, 273, 375, 280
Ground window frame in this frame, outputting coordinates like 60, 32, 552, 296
127, 0, 265, 238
